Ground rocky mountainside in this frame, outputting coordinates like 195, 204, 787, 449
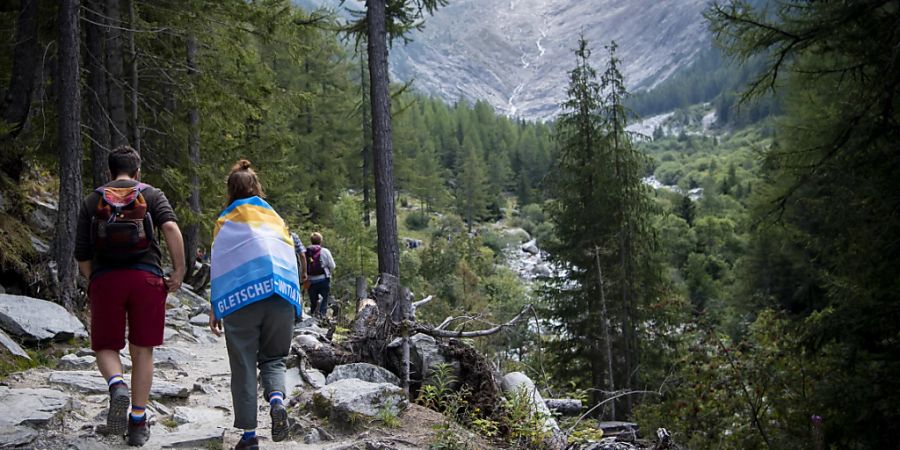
302, 0, 711, 120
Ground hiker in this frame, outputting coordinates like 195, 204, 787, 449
291, 231, 309, 320
305, 232, 336, 317
74, 146, 186, 446
208, 160, 301, 449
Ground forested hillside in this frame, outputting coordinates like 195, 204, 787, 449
1, 1, 898, 449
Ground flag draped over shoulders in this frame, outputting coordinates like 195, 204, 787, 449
210, 196, 301, 320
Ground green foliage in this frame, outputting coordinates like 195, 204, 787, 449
375, 399, 402, 428
500, 386, 551, 449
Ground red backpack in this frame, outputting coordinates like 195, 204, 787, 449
90, 183, 154, 262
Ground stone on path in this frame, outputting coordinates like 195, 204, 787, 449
0, 294, 87, 343
0, 386, 72, 427
154, 346, 193, 369
0, 425, 38, 448
48, 371, 189, 399
56, 353, 96, 370
312, 379, 408, 422
0, 328, 29, 359
326, 363, 401, 387
171, 406, 225, 425
158, 424, 225, 448
188, 314, 208, 326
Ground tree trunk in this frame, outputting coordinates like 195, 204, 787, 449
360, 50, 371, 228
127, 0, 140, 152
366, 0, 400, 277
106, 0, 128, 148
183, 34, 201, 281
85, 0, 110, 187
56, 0, 83, 312
0, 0, 39, 180
595, 247, 616, 420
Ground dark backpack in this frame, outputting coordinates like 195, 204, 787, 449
306, 245, 325, 276
90, 183, 154, 262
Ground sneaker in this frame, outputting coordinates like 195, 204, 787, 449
271, 402, 289, 442
126, 417, 150, 447
107, 383, 130, 437
234, 436, 259, 450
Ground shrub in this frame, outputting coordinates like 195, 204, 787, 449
405, 212, 430, 230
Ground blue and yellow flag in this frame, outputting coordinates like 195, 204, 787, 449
210, 196, 301, 320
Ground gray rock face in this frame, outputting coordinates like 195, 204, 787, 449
56, 353, 96, 370
521, 240, 540, 255
0, 387, 72, 427
28, 200, 56, 233
312, 379, 408, 421
0, 294, 87, 343
0, 328, 29, 359
409, 333, 458, 383
30, 235, 50, 254
188, 314, 208, 326
0, 425, 38, 448
47, 371, 189, 399
158, 425, 225, 448
326, 363, 401, 387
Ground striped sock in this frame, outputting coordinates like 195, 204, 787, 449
130, 405, 146, 423
107, 374, 125, 388
268, 391, 284, 406
241, 430, 256, 441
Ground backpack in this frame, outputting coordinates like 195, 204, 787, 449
306, 245, 325, 276
90, 183, 155, 262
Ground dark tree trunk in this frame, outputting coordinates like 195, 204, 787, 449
183, 35, 201, 281
127, 0, 140, 152
56, 0, 83, 311
85, 0, 110, 187
366, 0, 399, 277
360, 51, 371, 228
0, 0, 39, 180
106, 0, 128, 148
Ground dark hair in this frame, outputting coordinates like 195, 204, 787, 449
226, 159, 264, 206
108, 146, 141, 178
310, 232, 323, 245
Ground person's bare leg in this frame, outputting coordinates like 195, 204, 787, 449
128, 344, 154, 407
96, 349, 124, 380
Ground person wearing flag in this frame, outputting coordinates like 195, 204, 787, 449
207, 160, 300, 449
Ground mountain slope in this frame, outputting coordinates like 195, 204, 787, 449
302, 0, 712, 120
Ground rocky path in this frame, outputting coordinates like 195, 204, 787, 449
0, 289, 454, 450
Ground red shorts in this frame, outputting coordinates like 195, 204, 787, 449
89, 269, 167, 350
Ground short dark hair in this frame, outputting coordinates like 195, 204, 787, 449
108, 146, 141, 177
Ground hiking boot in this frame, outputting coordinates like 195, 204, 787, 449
126, 417, 150, 447
234, 436, 259, 450
271, 402, 289, 442
107, 383, 130, 437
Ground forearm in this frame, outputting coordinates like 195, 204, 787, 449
300, 256, 308, 279
161, 222, 186, 275
78, 260, 92, 279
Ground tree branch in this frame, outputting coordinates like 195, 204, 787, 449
414, 305, 530, 338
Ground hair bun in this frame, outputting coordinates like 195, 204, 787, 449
238, 159, 252, 170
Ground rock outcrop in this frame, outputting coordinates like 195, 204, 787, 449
0, 294, 87, 343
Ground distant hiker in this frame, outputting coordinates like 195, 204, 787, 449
305, 231, 336, 317
74, 146, 186, 446
291, 231, 309, 318
208, 160, 300, 448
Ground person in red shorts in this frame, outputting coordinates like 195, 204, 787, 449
74, 146, 185, 446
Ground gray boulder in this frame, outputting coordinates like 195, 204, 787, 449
27, 199, 56, 233
521, 240, 540, 255
56, 353, 96, 370
0, 387, 72, 427
409, 333, 459, 384
312, 379, 408, 422
304, 368, 327, 389
0, 329, 29, 360
501, 372, 565, 449
532, 263, 552, 277
48, 371, 189, 398
326, 363, 401, 387
188, 314, 208, 326
154, 346, 193, 369
0, 294, 88, 343
0, 425, 38, 448
503, 227, 532, 243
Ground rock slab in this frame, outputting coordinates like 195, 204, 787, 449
0, 387, 72, 427
56, 353, 96, 370
158, 425, 225, 448
326, 363, 401, 387
0, 425, 38, 448
0, 294, 87, 343
312, 379, 408, 421
48, 371, 189, 398
0, 328, 29, 359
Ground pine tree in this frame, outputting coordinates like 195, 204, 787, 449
456, 145, 489, 232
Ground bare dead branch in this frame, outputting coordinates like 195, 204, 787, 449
414, 304, 530, 338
